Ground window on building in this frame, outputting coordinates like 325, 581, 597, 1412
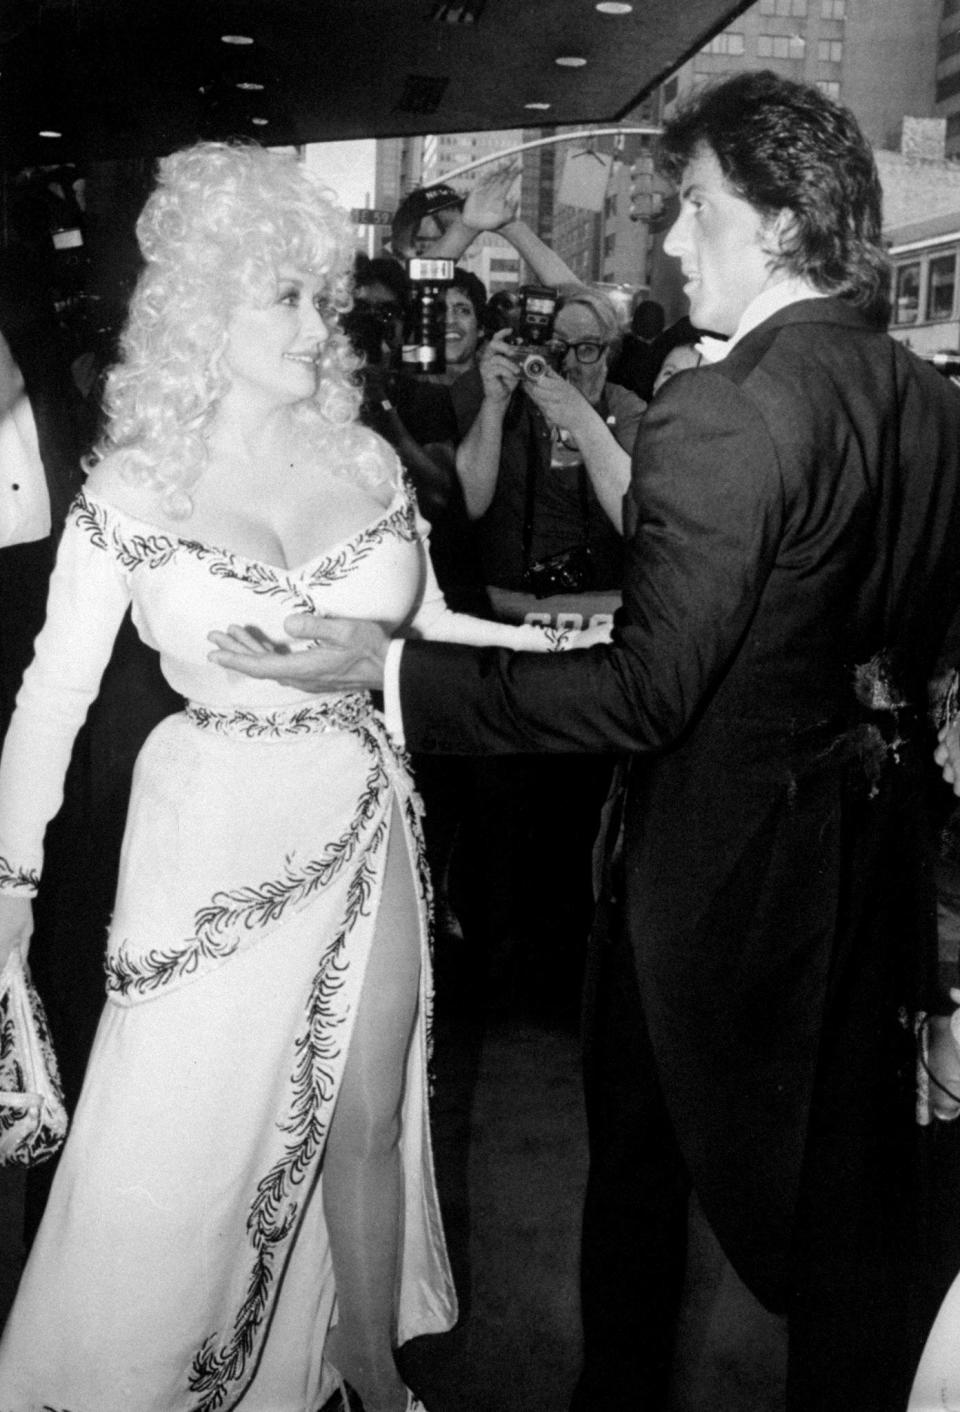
893, 263, 921, 325
663, 76, 678, 103
938, 28, 960, 62
937, 69, 960, 103
817, 80, 841, 98
704, 32, 745, 54
489, 258, 519, 273
821, 0, 844, 15
818, 39, 843, 61
758, 34, 800, 58
927, 254, 957, 321
760, 0, 807, 12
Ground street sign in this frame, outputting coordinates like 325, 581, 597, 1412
350, 208, 393, 226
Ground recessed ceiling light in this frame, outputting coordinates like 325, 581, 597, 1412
596, 1, 633, 12
236, 81, 265, 91
38, 129, 61, 138
221, 34, 254, 44
555, 55, 587, 67
525, 102, 552, 110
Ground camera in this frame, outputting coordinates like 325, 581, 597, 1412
508, 285, 560, 379
401, 257, 454, 375
522, 543, 597, 598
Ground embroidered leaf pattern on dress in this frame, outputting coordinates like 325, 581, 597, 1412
303, 498, 418, 589
0, 855, 39, 893
72, 488, 418, 611
188, 819, 387, 1410
185, 696, 372, 739
73, 493, 178, 570
105, 731, 390, 999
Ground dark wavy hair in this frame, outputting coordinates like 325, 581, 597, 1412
658, 70, 889, 324
449, 266, 487, 323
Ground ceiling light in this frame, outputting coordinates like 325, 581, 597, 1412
236, 81, 265, 91
596, 1, 633, 12
38, 129, 62, 139
221, 34, 254, 44
525, 102, 552, 110
251, 117, 269, 126
555, 55, 587, 68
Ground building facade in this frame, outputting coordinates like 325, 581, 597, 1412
661, 0, 939, 149
372, 0, 945, 312
935, 0, 960, 156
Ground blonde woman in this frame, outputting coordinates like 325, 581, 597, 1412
0, 142, 603, 1412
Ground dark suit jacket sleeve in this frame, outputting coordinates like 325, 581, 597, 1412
399, 367, 786, 755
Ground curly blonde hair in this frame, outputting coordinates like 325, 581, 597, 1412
92, 141, 394, 516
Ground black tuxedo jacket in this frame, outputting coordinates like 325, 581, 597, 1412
399, 298, 960, 1316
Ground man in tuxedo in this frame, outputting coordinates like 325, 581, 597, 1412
0, 252, 182, 1238
210, 72, 960, 1410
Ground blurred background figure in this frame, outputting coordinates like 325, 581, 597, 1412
651, 341, 704, 395
483, 288, 522, 338
607, 295, 666, 402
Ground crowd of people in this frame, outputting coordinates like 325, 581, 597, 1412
1, 64, 960, 1412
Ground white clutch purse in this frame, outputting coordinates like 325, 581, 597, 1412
0, 949, 68, 1165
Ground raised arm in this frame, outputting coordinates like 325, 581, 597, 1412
432, 166, 579, 287
454, 329, 521, 519
523, 369, 631, 531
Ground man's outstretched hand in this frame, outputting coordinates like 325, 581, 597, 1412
208, 615, 390, 693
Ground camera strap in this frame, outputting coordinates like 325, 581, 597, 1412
521, 409, 595, 574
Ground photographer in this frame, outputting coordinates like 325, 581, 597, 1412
347, 258, 487, 959
454, 284, 644, 611
347, 257, 458, 524
450, 284, 645, 1018
428, 266, 487, 388
391, 166, 579, 290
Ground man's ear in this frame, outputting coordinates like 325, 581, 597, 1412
765, 207, 798, 255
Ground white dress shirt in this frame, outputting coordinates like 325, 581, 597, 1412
695, 276, 827, 365
0, 391, 52, 548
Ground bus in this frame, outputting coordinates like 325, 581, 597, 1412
887, 210, 960, 361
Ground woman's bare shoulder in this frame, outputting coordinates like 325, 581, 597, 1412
83, 453, 164, 521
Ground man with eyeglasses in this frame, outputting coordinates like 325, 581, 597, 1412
453, 283, 644, 598
439, 284, 645, 1018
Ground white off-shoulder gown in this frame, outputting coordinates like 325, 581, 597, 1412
0, 477, 563, 1412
